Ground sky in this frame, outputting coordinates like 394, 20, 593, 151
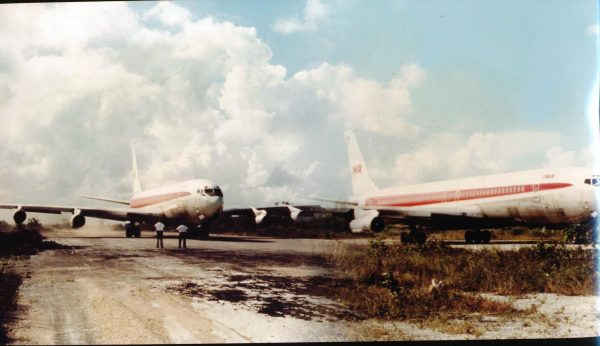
0, 1, 598, 222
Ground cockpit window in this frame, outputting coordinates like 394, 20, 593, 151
585, 178, 600, 186
201, 186, 223, 197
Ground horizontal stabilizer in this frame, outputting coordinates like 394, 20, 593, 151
80, 195, 130, 206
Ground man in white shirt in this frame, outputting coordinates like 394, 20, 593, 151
176, 224, 188, 248
154, 221, 165, 248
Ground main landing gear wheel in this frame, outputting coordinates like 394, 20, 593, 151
480, 230, 491, 243
198, 227, 210, 240
464, 229, 491, 244
125, 222, 141, 238
401, 225, 427, 244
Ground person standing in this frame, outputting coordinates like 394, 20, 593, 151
177, 224, 188, 248
154, 221, 165, 248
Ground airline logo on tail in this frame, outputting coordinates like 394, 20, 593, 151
352, 164, 362, 174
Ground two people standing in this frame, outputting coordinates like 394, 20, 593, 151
154, 222, 189, 249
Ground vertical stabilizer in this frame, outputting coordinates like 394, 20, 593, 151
131, 141, 143, 194
344, 130, 378, 196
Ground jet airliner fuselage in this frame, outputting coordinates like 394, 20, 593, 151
330, 131, 599, 243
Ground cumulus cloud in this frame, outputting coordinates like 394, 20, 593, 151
143, 1, 192, 28
0, 2, 428, 211
365, 131, 592, 188
273, 0, 331, 34
293, 63, 425, 136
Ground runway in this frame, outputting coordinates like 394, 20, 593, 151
6, 226, 598, 343
8, 226, 357, 343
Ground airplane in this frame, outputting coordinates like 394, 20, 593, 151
0, 143, 305, 239
309, 130, 599, 244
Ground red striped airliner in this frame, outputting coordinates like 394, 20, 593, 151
0, 143, 302, 239
312, 131, 599, 243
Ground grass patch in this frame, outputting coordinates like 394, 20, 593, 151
329, 239, 595, 323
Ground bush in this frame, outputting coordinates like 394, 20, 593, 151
330, 241, 595, 320
0, 219, 54, 257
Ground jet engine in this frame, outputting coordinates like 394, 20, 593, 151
70, 214, 86, 229
252, 208, 266, 224
287, 205, 303, 221
251, 208, 271, 226
13, 209, 26, 225
349, 215, 385, 233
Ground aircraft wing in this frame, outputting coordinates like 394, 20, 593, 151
0, 204, 165, 223
221, 204, 325, 223
311, 198, 517, 229
360, 204, 520, 229
364, 205, 485, 219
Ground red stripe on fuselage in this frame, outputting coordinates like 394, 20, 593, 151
365, 183, 573, 208
130, 191, 191, 208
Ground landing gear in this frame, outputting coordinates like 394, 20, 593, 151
191, 224, 210, 240
400, 224, 427, 244
125, 222, 141, 238
198, 226, 210, 240
464, 229, 491, 244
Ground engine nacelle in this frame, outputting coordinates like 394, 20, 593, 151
13, 209, 26, 225
287, 205, 303, 221
349, 215, 385, 233
252, 208, 268, 225
70, 214, 86, 229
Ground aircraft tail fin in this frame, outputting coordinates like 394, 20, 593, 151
131, 141, 143, 194
345, 130, 378, 196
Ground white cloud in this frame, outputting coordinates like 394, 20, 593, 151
273, 0, 331, 34
293, 63, 425, 136
0, 2, 427, 208
370, 131, 591, 187
143, 1, 192, 28
586, 23, 599, 37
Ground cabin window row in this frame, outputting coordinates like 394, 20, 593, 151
379, 185, 527, 205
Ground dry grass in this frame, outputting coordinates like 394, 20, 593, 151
328, 238, 595, 324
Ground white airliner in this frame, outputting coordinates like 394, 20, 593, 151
312, 131, 599, 243
0, 143, 303, 239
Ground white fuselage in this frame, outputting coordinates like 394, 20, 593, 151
357, 167, 598, 225
129, 179, 224, 226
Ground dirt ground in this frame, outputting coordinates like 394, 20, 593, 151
5, 226, 600, 343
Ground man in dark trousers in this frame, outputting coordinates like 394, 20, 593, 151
154, 221, 165, 248
177, 224, 188, 248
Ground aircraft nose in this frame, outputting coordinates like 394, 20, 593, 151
211, 196, 224, 210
